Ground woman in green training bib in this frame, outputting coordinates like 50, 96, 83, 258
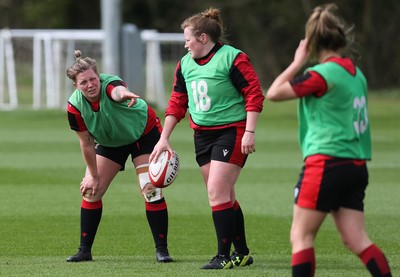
65, 50, 173, 263
267, 4, 392, 277
150, 8, 264, 270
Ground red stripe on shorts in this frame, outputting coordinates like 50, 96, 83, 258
229, 127, 246, 167
297, 155, 326, 209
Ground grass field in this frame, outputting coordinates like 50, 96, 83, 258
0, 95, 399, 276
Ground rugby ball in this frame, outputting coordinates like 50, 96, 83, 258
149, 151, 179, 188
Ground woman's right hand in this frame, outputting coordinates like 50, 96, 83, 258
149, 138, 173, 163
80, 174, 99, 197
293, 39, 310, 67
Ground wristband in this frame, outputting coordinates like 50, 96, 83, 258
245, 130, 255, 133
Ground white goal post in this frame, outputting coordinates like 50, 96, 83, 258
0, 29, 18, 110
32, 30, 105, 109
141, 30, 183, 109
0, 28, 183, 110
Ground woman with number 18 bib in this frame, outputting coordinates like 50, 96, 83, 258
267, 4, 392, 277
150, 8, 264, 270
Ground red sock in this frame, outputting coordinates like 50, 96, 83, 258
292, 248, 315, 277
359, 244, 392, 277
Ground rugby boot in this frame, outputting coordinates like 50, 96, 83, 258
66, 248, 93, 262
201, 254, 233, 269
156, 247, 173, 263
231, 250, 253, 266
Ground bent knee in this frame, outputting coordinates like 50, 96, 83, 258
82, 195, 102, 202
290, 228, 316, 251
82, 189, 104, 202
340, 233, 372, 254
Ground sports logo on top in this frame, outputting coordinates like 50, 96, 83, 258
148, 150, 180, 188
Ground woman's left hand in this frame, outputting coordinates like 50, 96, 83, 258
241, 131, 256, 154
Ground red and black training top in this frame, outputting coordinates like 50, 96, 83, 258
67, 80, 157, 135
166, 42, 264, 131
290, 57, 357, 98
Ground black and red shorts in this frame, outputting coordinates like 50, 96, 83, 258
95, 124, 161, 170
295, 154, 368, 212
194, 127, 247, 167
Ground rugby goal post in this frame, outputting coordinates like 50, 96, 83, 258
0, 29, 18, 110
141, 30, 183, 109
0, 28, 183, 110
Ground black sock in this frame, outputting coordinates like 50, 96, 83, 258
211, 202, 235, 258
232, 201, 249, 255
145, 198, 169, 249
80, 200, 103, 252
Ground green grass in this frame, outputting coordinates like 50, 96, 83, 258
0, 95, 399, 276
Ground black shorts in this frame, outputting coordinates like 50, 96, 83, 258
194, 127, 247, 167
95, 126, 160, 170
294, 154, 368, 212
